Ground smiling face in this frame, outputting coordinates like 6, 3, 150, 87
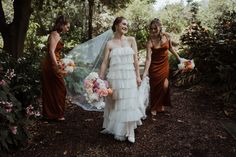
116, 19, 128, 34
150, 23, 161, 36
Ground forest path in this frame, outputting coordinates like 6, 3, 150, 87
12, 84, 236, 157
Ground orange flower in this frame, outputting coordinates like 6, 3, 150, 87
107, 88, 113, 95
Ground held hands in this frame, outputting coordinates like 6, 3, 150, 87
142, 72, 148, 80
136, 76, 142, 86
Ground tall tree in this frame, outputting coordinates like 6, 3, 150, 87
0, 0, 32, 58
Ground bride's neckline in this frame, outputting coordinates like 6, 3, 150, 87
111, 46, 132, 51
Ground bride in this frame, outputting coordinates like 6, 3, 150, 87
64, 16, 149, 143
99, 16, 143, 143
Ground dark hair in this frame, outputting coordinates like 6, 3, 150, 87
112, 16, 126, 32
52, 15, 69, 33
149, 18, 162, 32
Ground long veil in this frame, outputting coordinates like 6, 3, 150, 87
64, 29, 113, 111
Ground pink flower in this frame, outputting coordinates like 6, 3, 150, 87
5, 108, 12, 113
98, 89, 109, 97
84, 80, 94, 88
26, 105, 35, 116
93, 81, 99, 89
2, 102, 13, 113
0, 80, 6, 86
107, 88, 113, 95
104, 80, 109, 88
10, 126, 17, 135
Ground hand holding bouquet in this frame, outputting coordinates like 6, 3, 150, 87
59, 58, 76, 75
178, 58, 195, 73
83, 72, 112, 109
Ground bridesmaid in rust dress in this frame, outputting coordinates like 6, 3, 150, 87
143, 18, 180, 116
41, 15, 70, 121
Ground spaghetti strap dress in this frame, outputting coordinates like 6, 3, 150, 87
149, 40, 171, 112
41, 40, 67, 119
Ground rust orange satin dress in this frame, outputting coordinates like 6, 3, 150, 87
41, 41, 67, 119
149, 40, 171, 112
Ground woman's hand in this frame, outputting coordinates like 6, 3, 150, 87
59, 70, 68, 77
142, 72, 148, 80
136, 76, 142, 86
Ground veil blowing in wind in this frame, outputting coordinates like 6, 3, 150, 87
64, 29, 113, 111
64, 29, 150, 115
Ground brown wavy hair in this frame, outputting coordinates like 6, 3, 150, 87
149, 18, 167, 43
52, 15, 69, 33
111, 16, 126, 32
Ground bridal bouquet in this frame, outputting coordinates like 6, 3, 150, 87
178, 58, 195, 73
83, 72, 112, 109
60, 58, 76, 73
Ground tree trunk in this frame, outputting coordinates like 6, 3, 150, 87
88, 0, 94, 39
0, 0, 32, 58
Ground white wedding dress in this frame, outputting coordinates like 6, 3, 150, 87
101, 46, 144, 141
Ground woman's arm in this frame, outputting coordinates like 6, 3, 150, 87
99, 43, 110, 79
168, 36, 181, 62
130, 37, 141, 86
142, 40, 152, 79
48, 31, 60, 66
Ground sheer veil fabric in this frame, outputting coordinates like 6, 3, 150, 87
64, 29, 149, 114
64, 29, 113, 111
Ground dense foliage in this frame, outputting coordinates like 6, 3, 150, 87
0, 52, 41, 155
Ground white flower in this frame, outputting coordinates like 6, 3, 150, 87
64, 66, 74, 73
85, 72, 99, 80
61, 58, 73, 65
178, 62, 185, 70
89, 93, 99, 102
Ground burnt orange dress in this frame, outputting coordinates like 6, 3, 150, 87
149, 40, 171, 112
41, 41, 67, 119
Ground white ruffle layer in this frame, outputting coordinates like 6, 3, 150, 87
102, 47, 143, 139
112, 88, 138, 99
109, 79, 137, 89
109, 64, 135, 71
107, 70, 136, 79
110, 55, 134, 65
105, 97, 140, 110
109, 47, 134, 58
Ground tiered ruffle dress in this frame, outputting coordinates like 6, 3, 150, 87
102, 47, 143, 140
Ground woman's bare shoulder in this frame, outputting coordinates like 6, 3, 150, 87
49, 31, 60, 40
162, 32, 171, 40
126, 36, 135, 41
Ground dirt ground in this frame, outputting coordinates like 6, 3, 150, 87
11, 84, 236, 157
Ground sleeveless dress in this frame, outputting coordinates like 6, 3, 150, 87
149, 40, 171, 112
102, 47, 143, 140
41, 40, 67, 119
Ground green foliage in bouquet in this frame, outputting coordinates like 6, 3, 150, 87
64, 61, 92, 95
